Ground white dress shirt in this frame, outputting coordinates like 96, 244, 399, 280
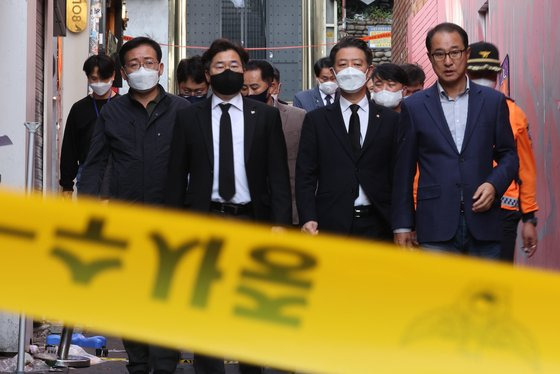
319, 89, 333, 106
339, 95, 371, 207
210, 94, 251, 204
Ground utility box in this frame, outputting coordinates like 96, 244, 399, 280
185, 0, 304, 100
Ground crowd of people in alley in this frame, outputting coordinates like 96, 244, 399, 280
59, 22, 539, 374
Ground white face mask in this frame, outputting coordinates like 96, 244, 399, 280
319, 81, 338, 95
472, 78, 497, 89
89, 80, 113, 96
372, 89, 403, 109
335, 67, 368, 93
126, 66, 160, 92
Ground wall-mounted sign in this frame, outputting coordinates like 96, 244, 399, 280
498, 54, 510, 97
67, 0, 88, 33
367, 25, 391, 48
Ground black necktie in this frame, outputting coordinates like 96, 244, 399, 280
325, 95, 332, 105
348, 104, 361, 156
219, 103, 235, 201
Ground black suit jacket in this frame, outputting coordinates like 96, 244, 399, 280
164, 96, 292, 225
296, 100, 400, 235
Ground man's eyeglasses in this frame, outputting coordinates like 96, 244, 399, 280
430, 49, 466, 62
125, 59, 159, 71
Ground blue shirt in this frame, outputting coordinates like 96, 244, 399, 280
437, 78, 470, 152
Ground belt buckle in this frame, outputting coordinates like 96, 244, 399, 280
219, 204, 226, 214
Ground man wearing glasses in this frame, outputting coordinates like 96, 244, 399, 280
392, 23, 518, 258
176, 55, 210, 104
78, 36, 190, 373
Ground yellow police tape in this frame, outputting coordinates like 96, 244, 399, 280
1, 188, 559, 373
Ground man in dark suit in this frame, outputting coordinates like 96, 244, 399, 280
164, 39, 291, 374
392, 23, 518, 258
293, 57, 338, 112
242, 59, 306, 225
296, 37, 400, 240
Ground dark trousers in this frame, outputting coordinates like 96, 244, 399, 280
421, 214, 500, 259
194, 354, 263, 374
192, 204, 262, 374
349, 210, 393, 242
123, 339, 180, 374
501, 209, 522, 262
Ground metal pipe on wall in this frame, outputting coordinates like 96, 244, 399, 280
168, 0, 187, 94
312, 0, 327, 70
17, 121, 41, 373
301, 0, 313, 89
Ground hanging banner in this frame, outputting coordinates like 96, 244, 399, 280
367, 25, 392, 48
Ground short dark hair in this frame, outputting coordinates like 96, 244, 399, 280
372, 63, 409, 86
245, 60, 275, 84
118, 36, 162, 66
425, 22, 469, 53
329, 36, 373, 67
176, 55, 207, 84
201, 38, 249, 70
83, 54, 115, 79
313, 57, 333, 77
272, 66, 281, 82
400, 63, 425, 85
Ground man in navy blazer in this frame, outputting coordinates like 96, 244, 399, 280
293, 57, 338, 112
392, 23, 518, 258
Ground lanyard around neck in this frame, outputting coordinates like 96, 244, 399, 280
92, 93, 112, 118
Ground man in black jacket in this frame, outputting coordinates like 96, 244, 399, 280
164, 38, 291, 374
79, 37, 190, 204
59, 54, 118, 197
78, 36, 190, 374
296, 36, 400, 241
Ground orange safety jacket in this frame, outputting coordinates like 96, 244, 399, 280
499, 98, 539, 213
412, 98, 539, 215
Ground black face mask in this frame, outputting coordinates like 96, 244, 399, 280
181, 95, 206, 104
210, 69, 244, 95
246, 88, 269, 103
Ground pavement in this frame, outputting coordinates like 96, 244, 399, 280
1, 327, 295, 374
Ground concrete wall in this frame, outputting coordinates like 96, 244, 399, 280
121, 0, 169, 93
0, 0, 36, 190
0, 0, 37, 352
60, 22, 91, 150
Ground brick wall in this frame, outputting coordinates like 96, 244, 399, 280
408, 0, 438, 86
392, 0, 412, 64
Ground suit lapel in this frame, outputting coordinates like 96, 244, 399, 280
312, 86, 324, 108
424, 83, 459, 154
243, 97, 257, 164
325, 104, 354, 160
359, 102, 382, 156
198, 98, 214, 167
460, 83, 484, 153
